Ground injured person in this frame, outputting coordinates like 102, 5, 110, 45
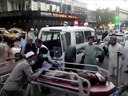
43, 70, 107, 86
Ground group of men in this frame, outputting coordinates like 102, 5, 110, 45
81, 35, 127, 96
0, 33, 61, 96
1, 32, 128, 96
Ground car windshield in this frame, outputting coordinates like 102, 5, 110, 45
3, 30, 10, 34
104, 35, 124, 42
10, 30, 19, 34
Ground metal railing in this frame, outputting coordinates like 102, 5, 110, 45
33, 69, 91, 96
33, 62, 110, 96
0, 62, 11, 85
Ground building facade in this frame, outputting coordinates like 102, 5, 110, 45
119, 9, 128, 25
0, 0, 87, 30
86, 10, 96, 28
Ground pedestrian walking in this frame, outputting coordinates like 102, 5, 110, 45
24, 38, 36, 54
108, 36, 125, 85
1, 51, 45, 96
81, 36, 103, 71
4, 39, 18, 64
124, 36, 128, 73
0, 36, 7, 63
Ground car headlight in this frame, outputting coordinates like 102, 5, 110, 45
16, 35, 19, 38
16, 34, 19, 38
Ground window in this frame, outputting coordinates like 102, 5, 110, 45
52, 4, 57, 12
40, 2, 45, 11
65, 33, 71, 48
103, 36, 109, 41
57, 6, 60, 12
46, 4, 50, 12
61, 33, 71, 52
75, 31, 84, 44
41, 31, 59, 41
84, 31, 91, 41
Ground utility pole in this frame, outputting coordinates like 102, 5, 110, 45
116, 7, 120, 30
118, 7, 119, 30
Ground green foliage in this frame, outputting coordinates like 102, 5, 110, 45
96, 8, 116, 25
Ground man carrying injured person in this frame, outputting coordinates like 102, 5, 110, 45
1, 51, 45, 96
25, 47, 61, 96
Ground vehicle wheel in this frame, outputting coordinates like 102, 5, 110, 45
64, 45, 76, 71
103, 46, 108, 55
98, 55, 104, 63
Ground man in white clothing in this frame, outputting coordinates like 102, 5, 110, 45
35, 39, 52, 69
108, 36, 125, 85
124, 36, 128, 73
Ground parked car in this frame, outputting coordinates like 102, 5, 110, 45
9, 28, 27, 40
103, 33, 126, 46
103, 33, 127, 55
0, 29, 18, 42
38, 26, 105, 64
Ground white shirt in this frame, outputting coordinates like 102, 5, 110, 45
109, 43, 125, 67
37, 44, 51, 60
37, 44, 52, 69
125, 40, 128, 49
20, 37, 27, 47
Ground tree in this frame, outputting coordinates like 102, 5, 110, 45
96, 8, 116, 25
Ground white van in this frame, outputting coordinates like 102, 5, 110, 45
38, 26, 105, 64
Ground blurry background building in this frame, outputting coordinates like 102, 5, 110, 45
0, 0, 89, 30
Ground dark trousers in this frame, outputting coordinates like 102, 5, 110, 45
1, 89, 24, 96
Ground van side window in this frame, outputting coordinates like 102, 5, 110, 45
84, 31, 91, 41
75, 31, 84, 44
41, 32, 59, 41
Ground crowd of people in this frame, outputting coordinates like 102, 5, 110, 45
1, 31, 128, 96
0, 33, 61, 96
